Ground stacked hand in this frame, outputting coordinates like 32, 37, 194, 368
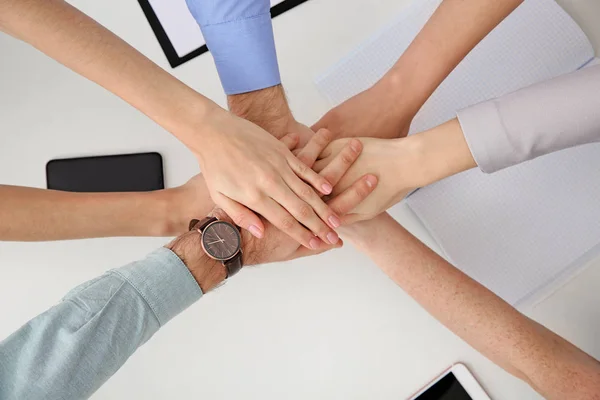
169, 131, 378, 272
194, 108, 342, 250
313, 137, 422, 222
312, 78, 416, 140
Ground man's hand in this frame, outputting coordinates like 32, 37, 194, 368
312, 77, 415, 140
166, 136, 378, 290
228, 85, 315, 147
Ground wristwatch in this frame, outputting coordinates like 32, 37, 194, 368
189, 217, 243, 278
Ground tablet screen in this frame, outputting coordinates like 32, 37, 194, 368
414, 372, 472, 400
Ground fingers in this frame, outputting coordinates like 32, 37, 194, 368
327, 174, 378, 218
280, 172, 342, 245
285, 239, 344, 261
256, 197, 325, 250
212, 192, 265, 238
310, 114, 327, 133
280, 132, 299, 150
295, 128, 333, 168
318, 139, 362, 187
337, 213, 371, 225
312, 158, 328, 173
288, 155, 333, 195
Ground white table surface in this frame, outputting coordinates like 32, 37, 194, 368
1, 0, 599, 399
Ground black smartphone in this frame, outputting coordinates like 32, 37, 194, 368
46, 152, 164, 192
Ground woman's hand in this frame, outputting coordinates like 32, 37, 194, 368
313, 137, 423, 222
193, 109, 346, 250
213, 137, 379, 265
314, 120, 478, 222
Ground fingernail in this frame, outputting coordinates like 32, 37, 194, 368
366, 175, 377, 188
249, 225, 263, 238
328, 215, 341, 228
321, 183, 333, 194
350, 139, 362, 152
309, 237, 321, 249
327, 231, 339, 244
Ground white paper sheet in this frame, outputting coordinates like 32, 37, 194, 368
148, 0, 290, 58
316, 0, 598, 306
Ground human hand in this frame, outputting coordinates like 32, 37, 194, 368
228, 85, 315, 147
166, 167, 374, 292
313, 137, 422, 222
312, 79, 415, 140
194, 107, 343, 250
222, 136, 379, 265
313, 120, 478, 222
161, 132, 320, 237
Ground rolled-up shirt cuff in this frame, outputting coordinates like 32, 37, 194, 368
457, 100, 519, 174
201, 13, 281, 95
114, 248, 203, 326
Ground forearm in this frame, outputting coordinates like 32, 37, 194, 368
341, 214, 600, 399
0, 248, 209, 399
0, 0, 218, 150
228, 85, 293, 139
380, 0, 523, 118
0, 182, 213, 241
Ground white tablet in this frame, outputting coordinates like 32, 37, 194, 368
408, 364, 491, 400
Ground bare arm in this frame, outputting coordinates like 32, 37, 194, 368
0, 0, 216, 148
0, 132, 369, 242
0, 0, 341, 247
341, 214, 600, 400
0, 175, 214, 241
313, 0, 523, 139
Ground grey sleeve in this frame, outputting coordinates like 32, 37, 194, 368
457, 64, 600, 173
0, 248, 202, 400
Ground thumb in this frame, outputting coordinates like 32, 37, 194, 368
280, 132, 299, 150
213, 192, 265, 239
310, 116, 326, 133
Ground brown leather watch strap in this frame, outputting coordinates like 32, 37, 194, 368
189, 217, 217, 232
224, 251, 243, 278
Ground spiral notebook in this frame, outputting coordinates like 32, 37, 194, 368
315, 0, 599, 307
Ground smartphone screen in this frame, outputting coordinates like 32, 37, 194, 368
46, 152, 164, 192
414, 372, 472, 400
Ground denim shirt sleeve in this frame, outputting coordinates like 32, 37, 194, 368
186, 0, 281, 95
0, 248, 202, 400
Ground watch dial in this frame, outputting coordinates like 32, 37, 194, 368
201, 221, 241, 261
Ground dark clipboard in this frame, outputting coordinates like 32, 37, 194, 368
138, 0, 311, 68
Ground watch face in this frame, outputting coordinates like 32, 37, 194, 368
201, 221, 241, 261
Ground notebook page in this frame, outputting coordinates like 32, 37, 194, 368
315, 0, 597, 306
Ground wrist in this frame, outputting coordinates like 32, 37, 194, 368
166, 230, 227, 292
177, 98, 226, 156
402, 119, 477, 187
338, 213, 394, 249
156, 188, 192, 237
375, 70, 421, 122
227, 85, 293, 139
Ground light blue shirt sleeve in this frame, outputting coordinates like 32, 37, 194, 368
186, 0, 281, 95
0, 248, 202, 400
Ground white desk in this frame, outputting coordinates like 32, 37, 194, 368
1, 0, 599, 399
